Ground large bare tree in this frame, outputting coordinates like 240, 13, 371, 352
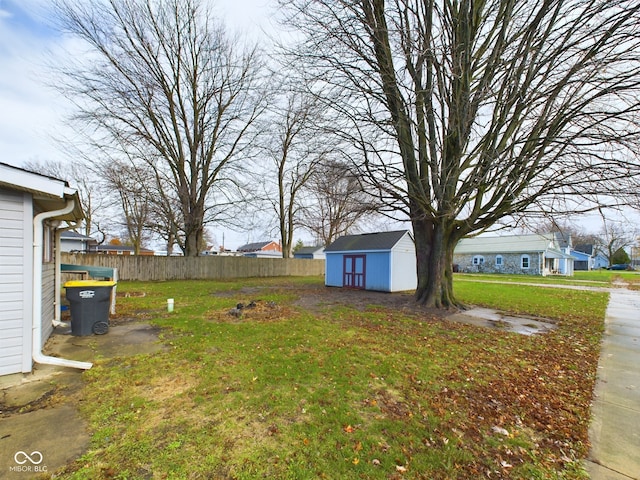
102, 160, 151, 254
280, 0, 640, 307
54, 0, 267, 256
598, 219, 635, 265
262, 92, 323, 257
303, 157, 378, 246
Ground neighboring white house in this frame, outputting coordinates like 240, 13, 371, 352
453, 233, 575, 276
0, 162, 91, 376
293, 246, 325, 260
60, 230, 95, 253
324, 230, 417, 292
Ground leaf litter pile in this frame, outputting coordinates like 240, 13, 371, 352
63, 280, 605, 479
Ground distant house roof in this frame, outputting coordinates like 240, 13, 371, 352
553, 231, 572, 249
237, 241, 281, 252
238, 241, 270, 252
455, 233, 572, 256
61, 231, 94, 242
0, 162, 83, 220
93, 244, 154, 254
295, 246, 325, 255
571, 249, 591, 261
294, 246, 325, 259
574, 244, 594, 255
325, 230, 411, 252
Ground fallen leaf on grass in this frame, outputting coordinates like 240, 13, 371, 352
491, 426, 510, 436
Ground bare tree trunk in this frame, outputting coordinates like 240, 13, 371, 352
412, 217, 459, 308
263, 91, 324, 257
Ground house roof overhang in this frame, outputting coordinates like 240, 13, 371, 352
570, 249, 591, 260
0, 162, 84, 221
544, 250, 574, 260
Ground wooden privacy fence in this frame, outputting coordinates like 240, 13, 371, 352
61, 253, 325, 282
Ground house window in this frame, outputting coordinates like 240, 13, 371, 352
495, 255, 503, 267
521, 254, 530, 269
472, 255, 484, 266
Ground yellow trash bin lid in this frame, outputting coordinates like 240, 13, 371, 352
64, 280, 117, 288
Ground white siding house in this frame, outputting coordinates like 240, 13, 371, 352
293, 246, 325, 260
324, 230, 417, 292
0, 162, 88, 376
60, 230, 95, 253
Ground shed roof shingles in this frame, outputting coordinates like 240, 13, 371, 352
325, 230, 410, 252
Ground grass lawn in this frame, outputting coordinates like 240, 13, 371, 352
455, 269, 639, 286
56, 276, 609, 479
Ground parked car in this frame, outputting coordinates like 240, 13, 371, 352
607, 264, 632, 270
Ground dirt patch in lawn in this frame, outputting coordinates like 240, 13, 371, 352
211, 284, 555, 335
206, 299, 296, 324
211, 284, 426, 314
292, 285, 443, 315
290, 285, 555, 335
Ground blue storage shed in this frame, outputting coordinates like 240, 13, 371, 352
324, 230, 417, 292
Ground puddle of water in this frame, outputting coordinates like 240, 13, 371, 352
447, 308, 556, 335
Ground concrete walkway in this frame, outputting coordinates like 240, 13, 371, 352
586, 287, 640, 480
0, 322, 164, 479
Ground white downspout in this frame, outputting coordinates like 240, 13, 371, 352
33, 199, 92, 370
53, 226, 64, 327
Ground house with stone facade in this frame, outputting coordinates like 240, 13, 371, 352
453, 233, 575, 276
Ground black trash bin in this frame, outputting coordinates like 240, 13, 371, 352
64, 280, 116, 336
